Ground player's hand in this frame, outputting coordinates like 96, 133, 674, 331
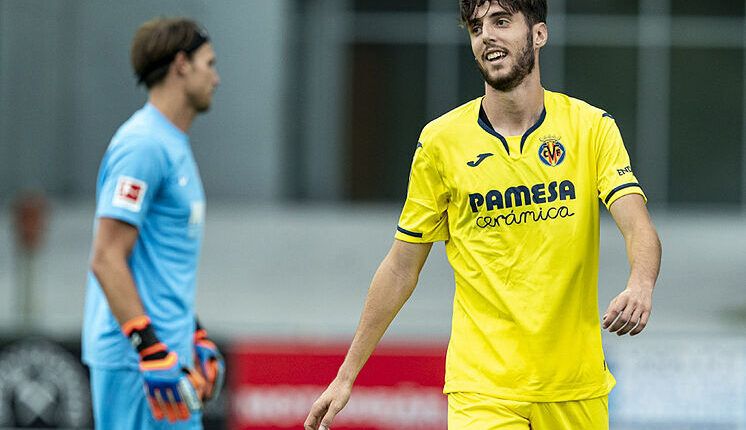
140, 351, 204, 422
304, 378, 353, 430
603, 284, 653, 336
194, 328, 225, 401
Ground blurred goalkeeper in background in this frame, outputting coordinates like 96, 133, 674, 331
82, 17, 224, 429
306, 0, 661, 429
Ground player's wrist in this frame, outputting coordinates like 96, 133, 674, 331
334, 368, 357, 386
122, 315, 169, 361
625, 276, 656, 292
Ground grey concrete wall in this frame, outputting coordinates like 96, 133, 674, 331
0, 0, 287, 200
0, 203, 744, 340
0, 202, 744, 428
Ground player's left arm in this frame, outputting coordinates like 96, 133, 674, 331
603, 194, 661, 336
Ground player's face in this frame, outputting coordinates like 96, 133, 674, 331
467, 1, 536, 92
184, 43, 220, 113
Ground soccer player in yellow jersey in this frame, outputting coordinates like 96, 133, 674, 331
305, 0, 662, 429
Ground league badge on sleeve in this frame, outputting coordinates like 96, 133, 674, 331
538, 135, 566, 167
112, 176, 148, 212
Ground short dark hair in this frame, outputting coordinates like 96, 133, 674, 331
460, 0, 547, 29
130, 17, 209, 88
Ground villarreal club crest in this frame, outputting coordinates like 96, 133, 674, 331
538, 135, 566, 167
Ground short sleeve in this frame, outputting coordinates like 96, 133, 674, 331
595, 115, 646, 209
96, 138, 168, 228
395, 143, 450, 243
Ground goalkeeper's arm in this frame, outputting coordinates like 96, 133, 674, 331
90, 217, 148, 324
91, 217, 204, 421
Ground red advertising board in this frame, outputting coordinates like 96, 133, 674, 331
229, 341, 448, 430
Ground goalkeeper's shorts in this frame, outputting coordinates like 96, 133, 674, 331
448, 391, 608, 430
89, 366, 203, 430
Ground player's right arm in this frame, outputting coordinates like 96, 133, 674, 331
90, 217, 146, 324
91, 138, 165, 325
90, 217, 204, 422
304, 239, 432, 430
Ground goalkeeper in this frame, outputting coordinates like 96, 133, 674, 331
82, 17, 224, 429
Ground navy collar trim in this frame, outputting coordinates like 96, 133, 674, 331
478, 102, 547, 156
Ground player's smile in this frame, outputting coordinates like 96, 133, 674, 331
484, 48, 508, 65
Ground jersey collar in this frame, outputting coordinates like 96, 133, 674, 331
143, 103, 189, 142
477, 98, 546, 156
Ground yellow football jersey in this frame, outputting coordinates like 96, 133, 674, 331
395, 89, 645, 402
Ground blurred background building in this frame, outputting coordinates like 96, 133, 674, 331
0, 0, 745, 429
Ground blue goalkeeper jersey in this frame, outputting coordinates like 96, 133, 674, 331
82, 103, 205, 370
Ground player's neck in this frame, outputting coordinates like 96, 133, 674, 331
482, 73, 544, 137
148, 87, 197, 133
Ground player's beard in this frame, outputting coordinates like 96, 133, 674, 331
477, 31, 536, 92
189, 92, 212, 113
186, 87, 213, 113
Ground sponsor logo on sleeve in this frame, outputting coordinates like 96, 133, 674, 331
112, 176, 147, 212
617, 166, 633, 176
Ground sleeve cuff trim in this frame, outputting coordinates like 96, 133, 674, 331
604, 182, 642, 205
396, 226, 423, 238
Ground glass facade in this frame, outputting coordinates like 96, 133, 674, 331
293, 0, 746, 207
670, 0, 744, 17
566, 0, 640, 15
347, 44, 428, 200
564, 47, 639, 161
669, 48, 743, 203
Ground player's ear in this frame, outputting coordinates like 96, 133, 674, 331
533, 22, 548, 49
172, 51, 191, 77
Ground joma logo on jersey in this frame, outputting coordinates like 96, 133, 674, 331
469, 180, 576, 213
538, 136, 565, 167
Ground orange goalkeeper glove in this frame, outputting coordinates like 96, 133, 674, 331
194, 320, 225, 401
123, 316, 205, 422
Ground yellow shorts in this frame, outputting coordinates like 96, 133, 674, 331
448, 392, 608, 430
